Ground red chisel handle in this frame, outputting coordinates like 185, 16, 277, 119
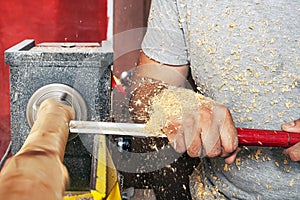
237, 128, 300, 147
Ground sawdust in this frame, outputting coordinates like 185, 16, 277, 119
144, 86, 213, 135
190, 161, 227, 200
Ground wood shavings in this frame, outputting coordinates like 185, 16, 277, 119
254, 149, 262, 160
284, 167, 291, 173
129, 79, 168, 123
190, 166, 226, 200
223, 164, 230, 172
289, 179, 294, 187
144, 86, 213, 135
229, 24, 236, 28
248, 23, 255, 30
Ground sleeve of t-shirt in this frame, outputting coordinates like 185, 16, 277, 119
141, 0, 189, 66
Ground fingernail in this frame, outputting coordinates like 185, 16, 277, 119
283, 121, 295, 128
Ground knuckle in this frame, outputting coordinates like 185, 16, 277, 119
289, 151, 300, 162
223, 142, 238, 154
199, 107, 212, 119
216, 104, 231, 116
222, 106, 232, 118
187, 145, 201, 157
187, 150, 199, 157
175, 146, 186, 154
206, 148, 221, 158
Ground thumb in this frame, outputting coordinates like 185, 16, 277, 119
281, 119, 300, 133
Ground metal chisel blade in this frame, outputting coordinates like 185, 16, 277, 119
69, 120, 167, 137
69, 121, 300, 147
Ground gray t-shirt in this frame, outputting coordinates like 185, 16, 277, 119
142, 0, 300, 199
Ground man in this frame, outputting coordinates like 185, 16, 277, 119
131, 0, 300, 199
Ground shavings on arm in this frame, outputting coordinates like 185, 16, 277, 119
144, 86, 213, 135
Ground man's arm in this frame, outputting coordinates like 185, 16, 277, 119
128, 51, 189, 123
130, 51, 239, 164
137, 51, 189, 87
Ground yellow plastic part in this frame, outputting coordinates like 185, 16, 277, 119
91, 190, 106, 200
94, 135, 122, 200
107, 181, 121, 200
94, 135, 107, 198
63, 135, 121, 200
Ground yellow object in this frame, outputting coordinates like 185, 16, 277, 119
92, 135, 122, 200
64, 135, 122, 200
93, 135, 107, 199
107, 182, 121, 200
91, 190, 106, 200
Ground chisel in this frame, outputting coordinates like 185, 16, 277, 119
69, 120, 300, 148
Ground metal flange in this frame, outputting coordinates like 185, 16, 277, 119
26, 83, 88, 139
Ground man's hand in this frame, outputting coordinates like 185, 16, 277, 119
137, 51, 239, 164
282, 119, 300, 161
163, 103, 239, 164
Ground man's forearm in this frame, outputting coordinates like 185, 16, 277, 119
137, 51, 189, 87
